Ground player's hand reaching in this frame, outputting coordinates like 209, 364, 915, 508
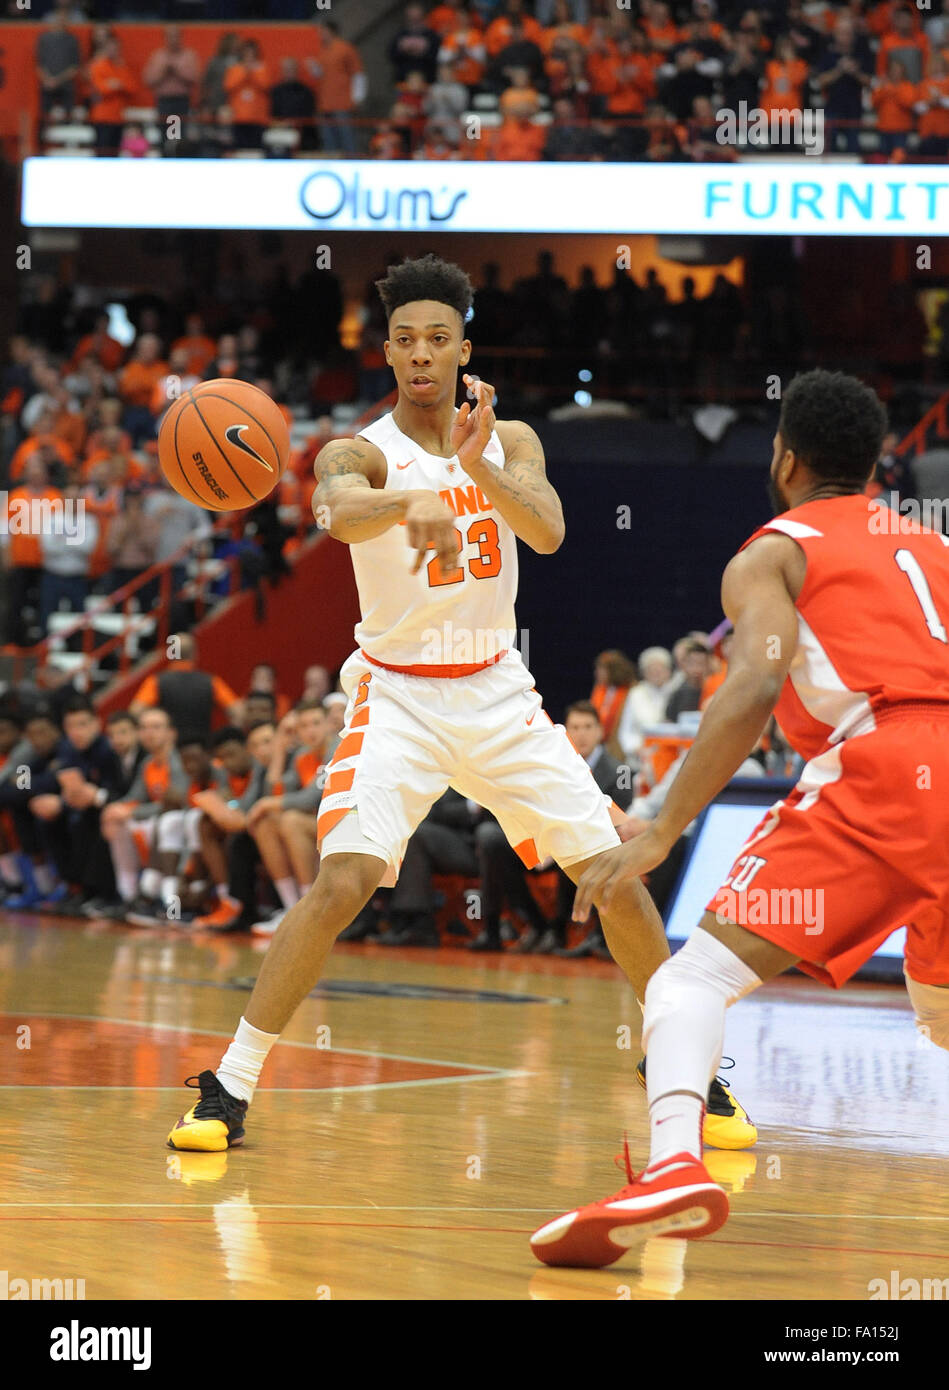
451, 375, 496, 472
405, 492, 460, 576
572, 826, 673, 923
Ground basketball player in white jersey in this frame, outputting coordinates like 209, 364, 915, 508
167, 255, 754, 1155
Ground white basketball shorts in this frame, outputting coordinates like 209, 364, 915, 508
318, 648, 622, 886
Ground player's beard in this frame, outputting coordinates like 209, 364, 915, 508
767, 474, 788, 516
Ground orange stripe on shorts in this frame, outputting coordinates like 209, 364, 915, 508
514, 837, 540, 869
332, 731, 364, 763
317, 804, 353, 841
324, 767, 355, 797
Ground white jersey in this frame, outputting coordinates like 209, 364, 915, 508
352, 410, 518, 669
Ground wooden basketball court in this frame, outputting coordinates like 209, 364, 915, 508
2, 912, 947, 1301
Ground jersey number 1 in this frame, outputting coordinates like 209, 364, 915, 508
895, 547, 948, 644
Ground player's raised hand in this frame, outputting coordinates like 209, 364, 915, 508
405, 492, 460, 576
452, 375, 496, 471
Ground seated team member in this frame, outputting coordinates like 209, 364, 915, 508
194, 720, 276, 932
245, 663, 292, 721
128, 632, 243, 743
348, 788, 478, 948
245, 700, 329, 937
241, 690, 278, 731
465, 808, 551, 953
546, 699, 634, 957
125, 735, 230, 927
25, 695, 125, 917
0, 710, 29, 898
0, 709, 70, 909
322, 692, 347, 758
98, 707, 187, 918
103, 709, 146, 798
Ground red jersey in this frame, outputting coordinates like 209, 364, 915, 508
740, 494, 949, 760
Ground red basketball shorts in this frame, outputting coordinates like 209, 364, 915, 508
707, 704, 949, 988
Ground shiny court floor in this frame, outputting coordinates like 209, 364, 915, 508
1, 912, 947, 1300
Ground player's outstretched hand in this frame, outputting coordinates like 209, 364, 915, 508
405, 492, 461, 576
572, 827, 672, 922
451, 375, 496, 471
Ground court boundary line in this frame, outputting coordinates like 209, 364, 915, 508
0, 1203, 946, 1218
0, 1009, 516, 1075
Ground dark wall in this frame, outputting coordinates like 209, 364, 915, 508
516, 419, 772, 720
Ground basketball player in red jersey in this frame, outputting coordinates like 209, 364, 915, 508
167, 254, 755, 1153
532, 368, 949, 1267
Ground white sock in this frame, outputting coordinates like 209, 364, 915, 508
117, 870, 139, 902
0, 852, 19, 884
298, 881, 312, 895
216, 1015, 280, 1105
160, 875, 178, 905
215, 883, 230, 900
140, 867, 161, 899
275, 876, 301, 909
643, 929, 761, 1171
648, 1092, 705, 1167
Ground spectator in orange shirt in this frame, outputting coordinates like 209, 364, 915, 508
9, 410, 75, 484
641, 1, 681, 54
370, 118, 405, 159
118, 334, 168, 444
916, 51, 949, 155
84, 397, 131, 462
69, 312, 125, 374
491, 113, 546, 160
1, 457, 62, 646
87, 31, 137, 155
130, 633, 242, 731
499, 67, 541, 119
307, 18, 364, 156
600, 31, 657, 118
760, 36, 809, 115
876, 5, 929, 82
540, 0, 588, 56
867, 0, 923, 38
872, 57, 917, 154
224, 38, 270, 148
170, 314, 216, 378
485, 1, 545, 59
150, 348, 200, 425
426, 0, 469, 38
437, 13, 487, 90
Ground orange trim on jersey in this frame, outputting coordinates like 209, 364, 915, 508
350, 706, 370, 729
514, 837, 540, 869
331, 731, 364, 763
360, 648, 508, 679
323, 767, 355, 798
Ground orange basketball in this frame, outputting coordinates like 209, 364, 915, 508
157, 378, 290, 512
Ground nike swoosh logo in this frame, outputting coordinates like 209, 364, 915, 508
526, 712, 537, 726
225, 424, 274, 472
396, 458, 416, 470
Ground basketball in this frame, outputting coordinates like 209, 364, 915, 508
157, 378, 290, 512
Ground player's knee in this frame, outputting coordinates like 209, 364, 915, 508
315, 851, 384, 915
905, 971, 949, 1051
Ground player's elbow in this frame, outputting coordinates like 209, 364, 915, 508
533, 519, 566, 554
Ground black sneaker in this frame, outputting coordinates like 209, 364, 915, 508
167, 1070, 248, 1151
125, 895, 170, 927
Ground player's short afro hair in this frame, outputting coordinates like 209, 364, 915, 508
375, 254, 473, 327
778, 369, 887, 485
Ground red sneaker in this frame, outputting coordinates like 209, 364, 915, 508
530, 1143, 728, 1268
